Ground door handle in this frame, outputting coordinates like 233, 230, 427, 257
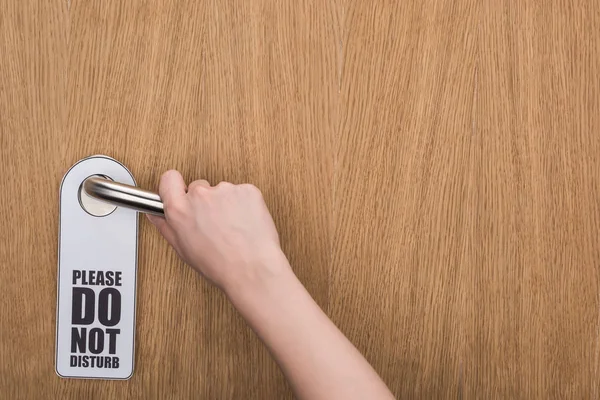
83, 176, 165, 217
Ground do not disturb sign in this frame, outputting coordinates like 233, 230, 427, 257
56, 156, 138, 379
69, 270, 124, 370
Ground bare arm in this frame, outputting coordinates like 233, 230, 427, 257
148, 170, 395, 400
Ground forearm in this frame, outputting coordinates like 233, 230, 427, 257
150, 173, 393, 398
225, 253, 395, 400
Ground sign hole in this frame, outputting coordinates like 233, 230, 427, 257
78, 175, 117, 217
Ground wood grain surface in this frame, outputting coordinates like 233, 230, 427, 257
0, 0, 599, 398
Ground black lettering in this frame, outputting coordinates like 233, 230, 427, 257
72, 287, 95, 325
72, 270, 124, 286
96, 271, 105, 286
98, 288, 121, 326
73, 270, 81, 285
105, 271, 114, 286
66, 355, 124, 369
71, 327, 86, 353
88, 328, 104, 354
105, 329, 120, 354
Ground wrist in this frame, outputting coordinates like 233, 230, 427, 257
222, 246, 295, 306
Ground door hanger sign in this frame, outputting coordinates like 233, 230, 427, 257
56, 155, 138, 379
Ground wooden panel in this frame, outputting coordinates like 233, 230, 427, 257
1, 0, 600, 398
0, 0, 66, 398
332, 1, 478, 398
465, 1, 600, 397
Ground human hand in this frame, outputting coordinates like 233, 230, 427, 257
147, 170, 289, 292
148, 171, 394, 400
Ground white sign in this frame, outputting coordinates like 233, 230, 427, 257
56, 155, 138, 379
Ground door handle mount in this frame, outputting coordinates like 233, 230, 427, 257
83, 176, 164, 217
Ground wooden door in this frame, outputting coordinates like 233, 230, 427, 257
1, 1, 599, 398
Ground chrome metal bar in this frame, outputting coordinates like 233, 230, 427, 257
83, 177, 164, 217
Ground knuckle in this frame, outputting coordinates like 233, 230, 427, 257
189, 183, 209, 197
216, 181, 233, 189
241, 183, 262, 197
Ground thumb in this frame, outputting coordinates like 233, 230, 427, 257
159, 170, 187, 206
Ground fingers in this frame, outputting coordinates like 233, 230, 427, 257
187, 179, 211, 193
147, 214, 179, 249
159, 170, 187, 204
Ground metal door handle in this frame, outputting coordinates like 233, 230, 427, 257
83, 176, 164, 217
